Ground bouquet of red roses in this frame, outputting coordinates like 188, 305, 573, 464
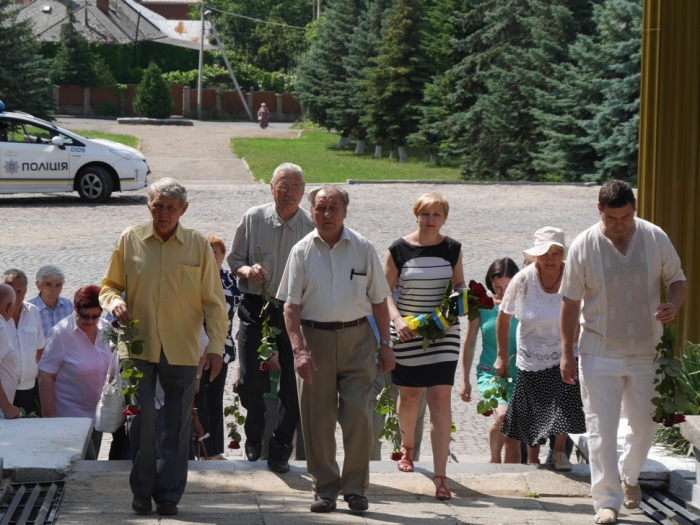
400, 280, 495, 351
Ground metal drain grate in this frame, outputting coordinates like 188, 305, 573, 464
0, 482, 65, 525
640, 489, 700, 525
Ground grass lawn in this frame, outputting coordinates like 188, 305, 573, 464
231, 130, 462, 183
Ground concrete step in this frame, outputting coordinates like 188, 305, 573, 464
59, 459, 656, 524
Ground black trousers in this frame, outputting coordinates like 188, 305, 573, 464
128, 351, 197, 504
13, 380, 41, 416
194, 361, 228, 457
237, 293, 298, 461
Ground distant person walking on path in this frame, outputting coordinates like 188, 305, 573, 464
0, 284, 19, 419
258, 103, 270, 129
277, 185, 395, 514
100, 178, 228, 517
560, 180, 686, 525
383, 192, 465, 500
462, 257, 521, 464
227, 163, 314, 474
28, 265, 74, 338
497, 227, 586, 469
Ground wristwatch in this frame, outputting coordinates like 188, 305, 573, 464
379, 339, 393, 347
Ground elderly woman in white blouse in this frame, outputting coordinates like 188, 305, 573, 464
494, 227, 585, 471
39, 285, 112, 459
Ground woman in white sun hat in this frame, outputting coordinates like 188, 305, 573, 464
494, 227, 586, 470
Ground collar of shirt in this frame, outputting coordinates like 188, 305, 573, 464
268, 204, 303, 230
143, 221, 186, 245
311, 225, 351, 249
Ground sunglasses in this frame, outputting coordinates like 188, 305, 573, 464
77, 312, 102, 321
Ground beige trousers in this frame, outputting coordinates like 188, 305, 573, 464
299, 322, 377, 500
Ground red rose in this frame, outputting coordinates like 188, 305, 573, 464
228, 441, 241, 449
390, 451, 403, 461
481, 409, 493, 417
111, 320, 120, 328
259, 362, 271, 372
479, 294, 495, 309
124, 405, 141, 416
469, 280, 487, 298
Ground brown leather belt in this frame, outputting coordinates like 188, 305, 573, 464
301, 317, 367, 331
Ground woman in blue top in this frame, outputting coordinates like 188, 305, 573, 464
461, 257, 520, 463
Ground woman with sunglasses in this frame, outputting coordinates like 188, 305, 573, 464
39, 285, 112, 459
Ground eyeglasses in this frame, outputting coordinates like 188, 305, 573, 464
77, 312, 101, 321
275, 184, 304, 193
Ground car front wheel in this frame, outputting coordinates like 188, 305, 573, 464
76, 166, 113, 203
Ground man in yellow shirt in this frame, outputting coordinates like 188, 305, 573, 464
100, 178, 227, 517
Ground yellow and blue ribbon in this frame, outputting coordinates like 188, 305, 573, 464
431, 308, 450, 330
457, 290, 469, 317
405, 314, 429, 331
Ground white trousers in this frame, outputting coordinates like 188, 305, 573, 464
579, 353, 658, 512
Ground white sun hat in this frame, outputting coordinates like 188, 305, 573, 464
523, 227, 567, 262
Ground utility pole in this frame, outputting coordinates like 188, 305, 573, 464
197, 2, 204, 119
206, 11, 253, 121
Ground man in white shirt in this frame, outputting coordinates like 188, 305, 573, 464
3, 269, 45, 416
28, 265, 74, 338
0, 284, 19, 419
560, 180, 686, 525
277, 185, 395, 514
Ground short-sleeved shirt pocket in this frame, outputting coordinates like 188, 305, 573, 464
22, 325, 39, 350
178, 264, 201, 295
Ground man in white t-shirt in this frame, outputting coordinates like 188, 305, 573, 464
0, 284, 19, 419
560, 180, 686, 525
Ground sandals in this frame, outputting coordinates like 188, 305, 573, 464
433, 475, 451, 500
397, 446, 414, 472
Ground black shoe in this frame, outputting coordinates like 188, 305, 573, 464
245, 441, 262, 462
267, 458, 290, 474
155, 500, 178, 516
310, 497, 336, 513
131, 496, 152, 515
344, 493, 368, 512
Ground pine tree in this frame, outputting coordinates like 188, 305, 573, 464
295, 0, 364, 145
417, 0, 598, 180
442, 0, 534, 180
133, 63, 173, 119
0, 0, 56, 119
49, 3, 98, 87
343, 0, 394, 155
360, 0, 433, 162
582, 0, 641, 183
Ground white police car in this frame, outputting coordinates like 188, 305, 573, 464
0, 101, 149, 203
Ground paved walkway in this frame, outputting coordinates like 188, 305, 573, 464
0, 118, 601, 460
57, 460, 654, 524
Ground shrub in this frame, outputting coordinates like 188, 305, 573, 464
133, 63, 173, 119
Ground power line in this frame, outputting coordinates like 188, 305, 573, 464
204, 5, 308, 30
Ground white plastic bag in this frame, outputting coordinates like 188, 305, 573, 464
94, 349, 126, 433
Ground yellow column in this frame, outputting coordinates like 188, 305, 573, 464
638, 0, 700, 345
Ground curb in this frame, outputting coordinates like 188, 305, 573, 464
117, 118, 193, 126
346, 179, 599, 186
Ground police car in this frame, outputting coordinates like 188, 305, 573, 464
0, 101, 149, 203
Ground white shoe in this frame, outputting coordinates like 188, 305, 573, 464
622, 480, 642, 509
552, 451, 572, 471
594, 507, 618, 524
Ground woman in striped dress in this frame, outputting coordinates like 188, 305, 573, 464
383, 193, 465, 500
